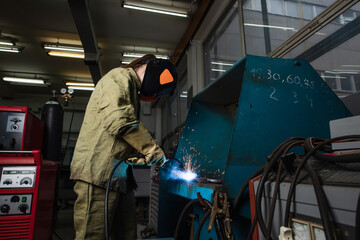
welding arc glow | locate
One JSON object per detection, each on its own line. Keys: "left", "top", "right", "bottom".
{"left": 170, "top": 169, "right": 197, "bottom": 182}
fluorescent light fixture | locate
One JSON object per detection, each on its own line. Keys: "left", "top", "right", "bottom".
{"left": 3, "top": 77, "right": 45, "bottom": 85}
{"left": 68, "top": 86, "right": 94, "bottom": 91}
{"left": 244, "top": 23, "right": 295, "bottom": 31}
{"left": 122, "top": 0, "right": 189, "bottom": 18}
{"left": 325, "top": 70, "right": 358, "bottom": 74}
{"left": 123, "top": 52, "right": 169, "bottom": 59}
{"left": 322, "top": 76, "right": 346, "bottom": 79}
{"left": 0, "top": 46, "right": 22, "bottom": 53}
{"left": 43, "top": 43, "right": 84, "bottom": 53}
{"left": 341, "top": 65, "right": 360, "bottom": 68}
{"left": 66, "top": 82, "right": 94, "bottom": 87}
{"left": 211, "top": 61, "right": 234, "bottom": 66}
{"left": 212, "top": 69, "right": 226, "bottom": 72}
{"left": 47, "top": 51, "right": 84, "bottom": 59}
{"left": 0, "top": 40, "right": 14, "bottom": 46}
{"left": 121, "top": 60, "right": 131, "bottom": 65}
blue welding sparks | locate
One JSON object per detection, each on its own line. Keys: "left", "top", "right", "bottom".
{"left": 170, "top": 169, "right": 197, "bottom": 182}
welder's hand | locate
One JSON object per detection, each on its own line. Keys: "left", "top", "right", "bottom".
{"left": 152, "top": 155, "right": 168, "bottom": 167}
{"left": 126, "top": 157, "right": 146, "bottom": 165}
{"left": 145, "top": 145, "right": 167, "bottom": 166}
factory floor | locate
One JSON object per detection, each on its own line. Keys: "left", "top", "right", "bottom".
{"left": 51, "top": 201, "right": 149, "bottom": 240}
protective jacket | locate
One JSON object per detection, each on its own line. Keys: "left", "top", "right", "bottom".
{"left": 70, "top": 67, "right": 164, "bottom": 191}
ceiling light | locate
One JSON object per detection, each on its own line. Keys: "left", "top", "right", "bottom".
{"left": 244, "top": 23, "right": 296, "bottom": 31}
{"left": 43, "top": 43, "right": 84, "bottom": 52}
{"left": 211, "top": 61, "right": 234, "bottom": 66}
{"left": 47, "top": 51, "right": 84, "bottom": 59}
{"left": 0, "top": 39, "right": 14, "bottom": 46}
{"left": 0, "top": 46, "right": 22, "bottom": 53}
{"left": 341, "top": 65, "right": 360, "bottom": 68}
{"left": 66, "top": 82, "right": 94, "bottom": 87}
{"left": 43, "top": 43, "right": 85, "bottom": 59}
{"left": 68, "top": 86, "right": 94, "bottom": 91}
{"left": 322, "top": 76, "right": 346, "bottom": 79}
{"left": 325, "top": 70, "right": 358, "bottom": 74}
{"left": 122, "top": 0, "right": 189, "bottom": 18}
{"left": 3, "top": 77, "right": 45, "bottom": 85}
{"left": 212, "top": 69, "right": 226, "bottom": 72}
{"left": 123, "top": 52, "right": 169, "bottom": 59}
{"left": 121, "top": 60, "right": 131, "bottom": 65}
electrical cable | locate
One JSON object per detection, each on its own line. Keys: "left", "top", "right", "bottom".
{"left": 304, "top": 163, "right": 336, "bottom": 240}
{"left": 266, "top": 161, "right": 283, "bottom": 240}
{"left": 105, "top": 156, "right": 130, "bottom": 240}
{"left": 255, "top": 138, "right": 304, "bottom": 238}
{"left": 246, "top": 211, "right": 259, "bottom": 240}
{"left": 304, "top": 137, "right": 360, "bottom": 163}
{"left": 174, "top": 199, "right": 201, "bottom": 240}
{"left": 284, "top": 135, "right": 360, "bottom": 229}
{"left": 195, "top": 210, "right": 211, "bottom": 240}
{"left": 232, "top": 166, "right": 264, "bottom": 212}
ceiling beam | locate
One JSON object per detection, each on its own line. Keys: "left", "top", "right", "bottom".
{"left": 170, "top": 0, "right": 214, "bottom": 65}
{"left": 67, "top": 0, "right": 102, "bottom": 85}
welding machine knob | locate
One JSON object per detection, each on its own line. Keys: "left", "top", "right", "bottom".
{"left": 11, "top": 196, "right": 20, "bottom": 203}
{"left": 3, "top": 179, "right": 12, "bottom": 185}
{"left": 18, "top": 204, "right": 29, "bottom": 214}
{"left": 0, "top": 204, "right": 10, "bottom": 213}
{"left": 20, "top": 177, "right": 32, "bottom": 185}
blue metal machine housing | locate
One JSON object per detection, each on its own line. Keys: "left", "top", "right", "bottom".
{"left": 156, "top": 55, "right": 352, "bottom": 239}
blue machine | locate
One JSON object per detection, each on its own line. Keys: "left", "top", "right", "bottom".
{"left": 157, "top": 55, "right": 352, "bottom": 239}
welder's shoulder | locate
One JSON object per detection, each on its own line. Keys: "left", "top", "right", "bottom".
{"left": 104, "top": 67, "right": 132, "bottom": 87}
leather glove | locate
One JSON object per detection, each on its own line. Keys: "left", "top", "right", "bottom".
{"left": 126, "top": 145, "right": 167, "bottom": 166}
{"left": 121, "top": 121, "right": 166, "bottom": 166}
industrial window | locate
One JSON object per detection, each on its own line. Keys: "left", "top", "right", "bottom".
{"left": 284, "top": 2, "right": 360, "bottom": 98}
{"left": 203, "top": 1, "right": 242, "bottom": 87}
{"left": 243, "top": 0, "right": 336, "bottom": 56}
{"left": 178, "top": 74, "right": 189, "bottom": 124}
{"left": 355, "top": 76, "right": 360, "bottom": 91}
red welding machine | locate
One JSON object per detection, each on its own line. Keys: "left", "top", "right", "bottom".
{"left": 0, "top": 106, "right": 44, "bottom": 151}
{"left": 0, "top": 150, "right": 57, "bottom": 239}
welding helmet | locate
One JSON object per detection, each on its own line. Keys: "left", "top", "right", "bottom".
{"left": 140, "top": 59, "right": 178, "bottom": 100}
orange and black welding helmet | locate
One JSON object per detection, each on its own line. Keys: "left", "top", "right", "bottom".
{"left": 140, "top": 59, "right": 178, "bottom": 100}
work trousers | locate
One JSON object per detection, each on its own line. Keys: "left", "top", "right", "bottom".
{"left": 73, "top": 180, "right": 137, "bottom": 240}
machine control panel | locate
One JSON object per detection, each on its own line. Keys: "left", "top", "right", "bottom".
{"left": 0, "top": 166, "right": 36, "bottom": 188}
{"left": 0, "top": 194, "right": 32, "bottom": 215}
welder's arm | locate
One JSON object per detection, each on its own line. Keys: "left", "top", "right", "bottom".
{"left": 99, "top": 76, "right": 139, "bottom": 136}
{"left": 121, "top": 121, "right": 167, "bottom": 166}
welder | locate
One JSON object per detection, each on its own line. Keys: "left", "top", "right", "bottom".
{"left": 70, "top": 54, "right": 178, "bottom": 240}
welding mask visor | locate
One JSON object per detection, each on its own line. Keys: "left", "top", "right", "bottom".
{"left": 140, "top": 59, "right": 178, "bottom": 100}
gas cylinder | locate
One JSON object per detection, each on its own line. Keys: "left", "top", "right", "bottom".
{"left": 41, "top": 91, "right": 64, "bottom": 162}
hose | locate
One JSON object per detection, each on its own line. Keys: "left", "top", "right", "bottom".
{"left": 304, "top": 163, "right": 336, "bottom": 240}
{"left": 232, "top": 166, "right": 264, "bottom": 212}
{"left": 284, "top": 135, "right": 360, "bottom": 229}
{"left": 105, "top": 154, "right": 144, "bottom": 240}
{"left": 266, "top": 161, "right": 283, "bottom": 240}
{"left": 105, "top": 157, "right": 127, "bottom": 240}
{"left": 195, "top": 210, "right": 211, "bottom": 240}
{"left": 174, "top": 199, "right": 201, "bottom": 240}
{"left": 255, "top": 138, "right": 304, "bottom": 238}
{"left": 304, "top": 137, "right": 360, "bottom": 163}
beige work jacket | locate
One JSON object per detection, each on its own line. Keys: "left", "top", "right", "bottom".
{"left": 70, "top": 67, "right": 160, "bottom": 190}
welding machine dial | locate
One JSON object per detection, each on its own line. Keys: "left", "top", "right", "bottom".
{"left": 18, "top": 204, "right": 29, "bottom": 214}
{"left": 0, "top": 194, "right": 32, "bottom": 215}
{"left": 0, "top": 166, "right": 36, "bottom": 188}
{"left": 0, "top": 204, "right": 10, "bottom": 213}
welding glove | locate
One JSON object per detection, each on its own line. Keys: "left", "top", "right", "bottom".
{"left": 121, "top": 121, "right": 167, "bottom": 166}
